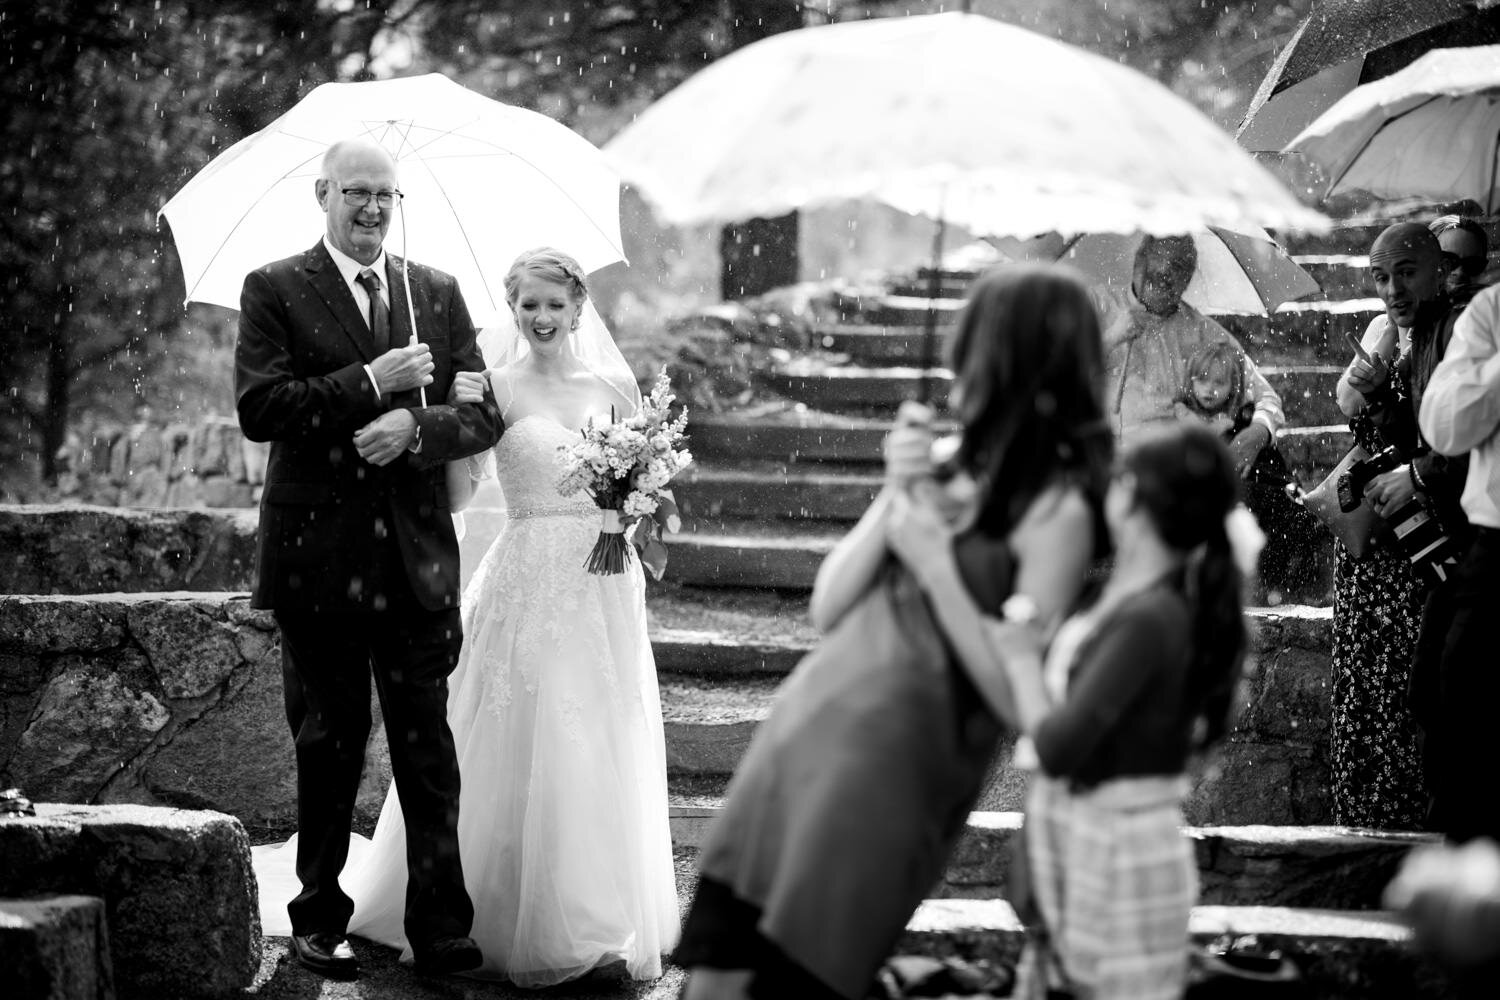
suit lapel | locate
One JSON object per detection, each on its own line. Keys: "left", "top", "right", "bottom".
{"left": 385, "top": 255, "right": 413, "bottom": 350}
{"left": 303, "top": 241, "right": 377, "bottom": 363}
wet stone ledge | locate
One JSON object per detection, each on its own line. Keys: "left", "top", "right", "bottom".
{"left": 1, "top": 592, "right": 1334, "bottom": 832}
{"left": 0, "top": 504, "right": 258, "bottom": 595}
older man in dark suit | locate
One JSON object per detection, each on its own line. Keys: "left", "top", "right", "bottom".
{"left": 235, "top": 137, "right": 502, "bottom": 979}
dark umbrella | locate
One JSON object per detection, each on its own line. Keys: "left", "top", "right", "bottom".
{"left": 1237, "top": 0, "right": 1500, "bottom": 151}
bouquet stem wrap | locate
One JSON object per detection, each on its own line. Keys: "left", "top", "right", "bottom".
{"left": 585, "top": 508, "right": 631, "bottom": 575}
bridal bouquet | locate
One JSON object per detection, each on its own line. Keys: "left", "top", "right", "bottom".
{"left": 557, "top": 369, "right": 692, "bottom": 577}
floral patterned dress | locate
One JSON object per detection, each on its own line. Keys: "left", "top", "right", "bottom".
{"left": 1330, "top": 356, "right": 1428, "bottom": 829}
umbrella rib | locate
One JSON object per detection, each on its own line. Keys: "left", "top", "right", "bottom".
{"left": 1490, "top": 115, "right": 1500, "bottom": 216}
{"left": 1323, "top": 94, "right": 1444, "bottom": 196}
{"left": 180, "top": 147, "right": 327, "bottom": 301}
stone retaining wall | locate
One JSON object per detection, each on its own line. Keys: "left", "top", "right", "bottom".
{"left": 52, "top": 417, "right": 267, "bottom": 509}
{"left": 0, "top": 593, "right": 390, "bottom": 837}
{"left": 0, "top": 593, "right": 1334, "bottom": 830}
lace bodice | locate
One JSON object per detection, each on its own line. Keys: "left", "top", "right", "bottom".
{"left": 494, "top": 415, "right": 597, "bottom": 517}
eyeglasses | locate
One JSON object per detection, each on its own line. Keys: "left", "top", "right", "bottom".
{"left": 340, "top": 188, "right": 404, "bottom": 209}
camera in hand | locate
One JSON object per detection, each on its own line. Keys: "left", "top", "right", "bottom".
{"left": 1337, "top": 445, "right": 1462, "bottom": 585}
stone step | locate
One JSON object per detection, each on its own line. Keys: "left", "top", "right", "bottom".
{"left": 688, "top": 409, "right": 913, "bottom": 464}
{"left": 667, "top": 804, "right": 1435, "bottom": 910}
{"left": 896, "top": 898, "right": 1453, "bottom": 999}
{"left": 1, "top": 591, "right": 1342, "bottom": 828}
{"left": 757, "top": 360, "right": 951, "bottom": 412}
{"left": 0, "top": 894, "right": 114, "bottom": 1000}
{"left": 667, "top": 518, "right": 841, "bottom": 590}
{"left": 1296, "top": 254, "right": 1373, "bottom": 301}
{"left": 656, "top": 603, "right": 1341, "bottom": 827}
{"left": 754, "top": 358, "right": 1343, "bottom": 426}
{"left": 832, "top": 289, "right": 965, "bottom": 328}
{"left": 811, "top": 323, "right": 939, "bottom": 366}
{"left": 0, "top": 803, "right": 259, "bottom": 998}
{"left": 675, "top": 462, "right": 881, "bottom": 522}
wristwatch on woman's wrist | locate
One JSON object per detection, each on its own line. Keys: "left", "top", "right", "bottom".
{"left": 1001, "top": 593, "right": 1040, "bottom": 626}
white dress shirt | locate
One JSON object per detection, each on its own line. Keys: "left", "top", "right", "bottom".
{"left": 1419, "top": 283, "right": 1500, "bottom": 529}
{"left": 323, "top": 237, "right": 389, "bottom": 401}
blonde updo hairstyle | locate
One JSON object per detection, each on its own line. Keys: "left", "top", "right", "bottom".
{"left": 504, "top": 247, "right": 590, "bottom": 311}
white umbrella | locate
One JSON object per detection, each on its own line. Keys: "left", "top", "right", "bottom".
{"left": 988, "top": 226, "right": 1321, "bottom": 316}
{"left": 603, "top": 11, "right": 1328, "bottom": 238}
{"left": 1285, "top": 45, "right": 1500, "bottom": 212}
{"left": 159, "top": 73, "right": 624, "bottom": 328}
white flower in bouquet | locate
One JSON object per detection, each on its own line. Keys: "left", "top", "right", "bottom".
{"left": 556, "top": 367, "right": 692, "bottom": 576}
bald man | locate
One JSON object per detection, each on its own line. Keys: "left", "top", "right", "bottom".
{"left": 236, "top": 137, "right": 501, "bottom": 978}
{"left": 1336, "top": 222, "right": 1470, "bottom": 832}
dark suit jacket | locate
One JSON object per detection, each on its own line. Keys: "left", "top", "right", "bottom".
{"left": 235, "top": 240, "right": 503, "bottom": 612}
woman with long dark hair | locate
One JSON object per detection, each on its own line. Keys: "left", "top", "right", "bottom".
{"left": 957, "top": 421, "right": 1255, "bottom": 999}
{"left": 674, "top": 263, "right": 1113, "bottom": 1000}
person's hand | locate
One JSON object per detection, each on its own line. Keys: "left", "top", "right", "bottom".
{"left": 1384, "top": 839, "right": 1500, "bottom": 969}
{"left": 1346, "top": 350, "right": 1390, "bottom": 395}
{"left": 1363, "top": 466, "right": 1417, "bottom": 517}
{"left": 1227, "top": 423, "right": 1271, "bottom": 479}
{"left": 370, "top": 343, "right": 434, "bottom": 394}
{"left": 448, "top": 369, "right": 488, "bottom": 406}
{"left": 353, "top": 409, "right": 418, "bottom": 466}
{"left": 884, "top": 400, "right": 935, "bottom": 490}
{"left": 885, "top": 487, "right": 953, "bottom": 590}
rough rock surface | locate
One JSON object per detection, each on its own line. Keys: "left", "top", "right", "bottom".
{"left": 0, "top": 804, "right": 259, "bottom": 999}
{"left": 0, "top": 505, "right": 257, "bottom": 595}
{"left": 0, "top": 894, "right": 115, "bottom": 1000}
{"left": 0, "top": 594, "right": 391, "bottom": 837}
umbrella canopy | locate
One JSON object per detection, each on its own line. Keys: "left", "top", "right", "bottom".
{"left": 159, "top": 74, "right": 624, "bottom": 327}
{"left": 1286, "top": 45, "right": 1500, "bottom": 213}
{"left": 602, "top": 12, "right": 1327, "bottom": 238}
{"left": 1237, "top": 0, "right": 1500, "bottom": 151}
{"left": 989, "top": 226, "right": 1321, "bottom": 317}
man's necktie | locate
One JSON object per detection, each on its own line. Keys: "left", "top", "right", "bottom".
{"left": 355, "top": 268, "right": 391, "bottom": 355}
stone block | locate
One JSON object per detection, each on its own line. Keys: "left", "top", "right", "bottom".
{"left": 0, "top": 506, "right": 257, "bottom": 595}
{"left": 0, "top": 804, "right": 259, "bottom": 999}
{"left": 0, "top": 894, "right": 115, "bottom": 1000}
{"left": 6, "top": 659, "right": 169, "bottom": 803}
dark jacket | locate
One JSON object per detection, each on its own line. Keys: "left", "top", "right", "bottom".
{"left": 234, "top": 240, "right": 503, "bottom": 612}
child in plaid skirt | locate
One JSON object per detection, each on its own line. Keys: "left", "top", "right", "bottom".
{"left": 1002, "top": 422, "right": 1258, "bottom": 999}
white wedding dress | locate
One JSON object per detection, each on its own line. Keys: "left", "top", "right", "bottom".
{"left": 254, "top": 413, "right": 679, "bottom": 986}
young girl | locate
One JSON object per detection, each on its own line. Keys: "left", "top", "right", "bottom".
{"left": 1179, "top": 341, "right": 1320, "bottom": 601}
{"left": 1176, "top": 340, "right": 1246, "bottom": 435}
{"left": 979, "top": 421, "right": 1258, "bottom": 999}
{"left": 674, "top": 264, "right": 1113, "bottom": 1000}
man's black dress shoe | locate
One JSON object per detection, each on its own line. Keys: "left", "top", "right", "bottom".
{"left": 413, "top": 935, "right": 482, "bottom": 975}
{"left": 291, "top": 932, "right": 359, "bottom": 979}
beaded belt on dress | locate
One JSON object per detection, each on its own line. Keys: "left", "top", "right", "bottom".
{"left": 506, "top": 505, "right": 592, "bottom": 519}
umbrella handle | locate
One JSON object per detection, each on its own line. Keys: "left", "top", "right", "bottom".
{"left": 395, "top": 205, "right": 428, "bottom": 409}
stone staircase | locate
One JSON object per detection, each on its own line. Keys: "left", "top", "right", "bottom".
{"left": 1, "top": 221, "right": 1482, "bottom": 995}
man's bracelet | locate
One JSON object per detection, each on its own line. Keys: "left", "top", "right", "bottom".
{"left": 1409, "top": 463, "right": 1426, "bottom": 493}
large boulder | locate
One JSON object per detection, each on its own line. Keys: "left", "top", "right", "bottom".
{"left": 0, "top": 804, "right": 259, "bottom": 999}
{"left": 0, "top": 594, "right": 390, "bottom": 837}
{"left": 0, "top": 894, "right": 115, "bottom": 1000}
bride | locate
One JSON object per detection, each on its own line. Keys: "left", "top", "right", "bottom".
{"left": 254, "top": 247, "right": 679, "bottom": 985}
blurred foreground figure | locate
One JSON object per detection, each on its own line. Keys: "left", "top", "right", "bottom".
{"left": 675, "top": 264, "right": 1113, "bottom": 1000}
{"left": 1385, "top": 838, "right": 1500, "bottom": 997}
{"left": 1419, "top": 282, "right": 1500, "bottom": 843}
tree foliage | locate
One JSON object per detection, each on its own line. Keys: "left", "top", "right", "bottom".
{"left": 1, "top": 0, "right": 1313, "bottom": 495}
